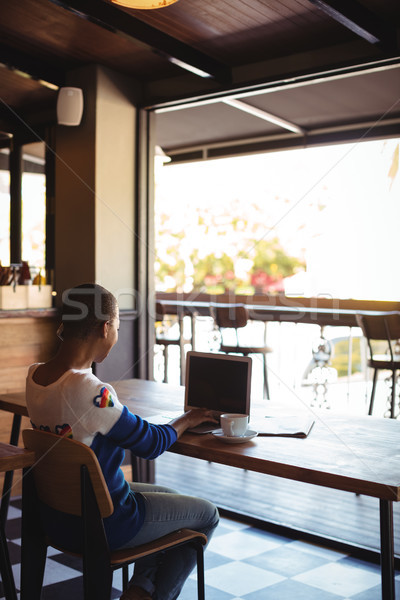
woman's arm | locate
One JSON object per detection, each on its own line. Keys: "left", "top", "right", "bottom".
{"left": 168, "top": 408, "right": 218, "bottom": 438}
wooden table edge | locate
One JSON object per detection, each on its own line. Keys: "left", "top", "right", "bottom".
{"left": 171, "top": 437, "right": 400, "bottom": 502}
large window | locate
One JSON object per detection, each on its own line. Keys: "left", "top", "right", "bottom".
{"left": 21, "top": 166, "right": 46, "bottom": 270}
{"left": 0, "top": 155, "right": 10, "bottom": 266}
{"left": 0, "top": 143, "right": 46, "bottom": 276}
{"left": 155, "top": 137, "right": 400, "bottom": 301}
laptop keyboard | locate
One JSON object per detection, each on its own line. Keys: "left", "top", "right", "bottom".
{"left": 188, "top": 421, "right": 221, "bottom": 434}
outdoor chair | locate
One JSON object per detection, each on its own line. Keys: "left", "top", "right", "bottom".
{"left": 215, "top": 304, "right": 272, "bottom": 399}
{"left": 21, "top": 429, "right": 207, "bottom": 600}
{"left": 356, "top": 312, "right": 400, "bottom": 418}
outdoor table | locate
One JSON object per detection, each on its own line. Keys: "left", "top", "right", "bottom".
{"left": 155, "top": 297, "right": 399, "bottom": 327}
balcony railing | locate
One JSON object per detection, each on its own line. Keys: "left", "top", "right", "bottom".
{"left": 154, "top": 292, "right": 400, "bottom": 419}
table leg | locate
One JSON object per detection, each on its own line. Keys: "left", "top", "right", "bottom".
{"left": 0, "top": 415, "right": 22, "bottom": 524}
{"left": 380, "top": 499, "right": 395, "bottom": 599}
{"left": 179, "top": 314, "right": 185, "bottom": 386}
{"left": 130, "top": 454, "right": 155, "bottom": 484}
{"left": 191, "top": 313, "right": 196, "bottom": 351}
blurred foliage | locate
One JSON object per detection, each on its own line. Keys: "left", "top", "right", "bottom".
{"left": 155, "top": 232, "right": 304, "bottom": 294}
{"left": 330, "top": 338, "right": 362, "bottom": 377}
{"left": 191, "top": 250, "right": 237, "bottom": 293}
{"left": 251, "top": 239, "right": 303, "bottom": 277}
{"left": 250, "top": 238, "right": 304, "bottom": 293}
{"left": 388, "top": 143, "right": 399, "bottom": 189}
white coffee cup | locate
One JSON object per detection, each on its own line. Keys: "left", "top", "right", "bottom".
{"left": 220, "top": 413, "right": 249, "bottom": 437}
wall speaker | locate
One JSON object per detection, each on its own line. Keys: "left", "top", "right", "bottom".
{"left": 57, "top": 87, "right": 84, "bottom": 126}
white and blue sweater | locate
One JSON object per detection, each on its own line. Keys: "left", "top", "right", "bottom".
{"left": 25, "top": 364, "right": 177, "bottom": 550}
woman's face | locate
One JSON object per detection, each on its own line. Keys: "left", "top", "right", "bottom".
{"left": 107, "top": 311, "right": 120, "bottom": 349}
{"left": 95, "top": 306, "right": 120, "bottom": 362}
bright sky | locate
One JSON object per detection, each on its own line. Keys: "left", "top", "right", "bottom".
{"left": 0, "top": 171, "right": 46, "bottom": 268}
{"left": 155, "top": 137, "right": 400, "bottom": 300}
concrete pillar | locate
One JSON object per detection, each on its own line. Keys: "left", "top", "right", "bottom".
{"left": 54, "top": 65, "right": 139, "bottom": 310}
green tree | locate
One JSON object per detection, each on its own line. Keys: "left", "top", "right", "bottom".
{"left": 249, "top": 238, "right": 304, "bottom": 293}
{"left": 191, "top": 250, "right": 238, "bottom": 293}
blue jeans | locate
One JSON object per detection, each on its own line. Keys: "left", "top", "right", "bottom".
{"left": 117, "top": 482, "right": 219, "bottom": 600}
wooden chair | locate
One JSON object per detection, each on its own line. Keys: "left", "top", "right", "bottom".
{"left": 21, "top": 429, "right": 207, "bottom": 600}
{"left": 356, "top": 312, "right": 400, "bottom": 418}
{"left": 215, "top": 305, "right": 272, "bottom": 399}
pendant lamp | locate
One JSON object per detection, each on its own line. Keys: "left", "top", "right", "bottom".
{"left": 111, "top": 0, "right": 179, "bottom": 8}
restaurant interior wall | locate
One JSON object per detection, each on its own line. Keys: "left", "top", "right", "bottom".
{"left": 53, "top": 65, "right": 143, "bottom": 381}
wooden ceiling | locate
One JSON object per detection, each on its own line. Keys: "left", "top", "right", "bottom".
{"left": 0, "top": 0, "right": 399, "bottom": 154}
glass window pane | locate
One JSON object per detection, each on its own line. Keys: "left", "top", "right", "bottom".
{"left": 0, "top": 152, "right": 10, "bottom": 266}
{"left": 154, "top": 137, "right": 400, "bottom": 301}
{"left": 21, "top": 143, "right": 46, "bottom": 273}
{"left": 21, "top": 172, "right": 46, "bottom": 269}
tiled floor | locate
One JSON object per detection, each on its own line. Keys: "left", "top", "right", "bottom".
{"left": 2, "top": 497, "right": 399, "bottom": 600}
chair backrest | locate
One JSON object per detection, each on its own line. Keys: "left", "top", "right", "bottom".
{"left": 22, "top": 429, "right": 113, "bottom": 518}
{"left": 155, "top": 301, "right": 165, "bottom": 322}
{"left": 356, "top": 313, "right": 400, "bottom": 341}
{"left": 356, "top": 312, "right": 400, "bottom": 361}
{"left": 215, "top": 305, "right": 249, "bottom": 329}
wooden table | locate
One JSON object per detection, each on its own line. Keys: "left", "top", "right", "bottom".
{"left": 0, "top": 443, "right": 35, "bottom": 600}
{"left": 115, "top": 379, "right": 400, "bottom": 600}
{"left": 2, "top": 380, "right": 400, "bottom": 599}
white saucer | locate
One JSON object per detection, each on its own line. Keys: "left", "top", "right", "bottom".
{"left": 212, "top": 429, "right": 258, "bottom": 444}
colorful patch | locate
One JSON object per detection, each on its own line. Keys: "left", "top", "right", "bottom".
{"left": 93, "top": 386, "right": 114, "bottom": 408}
{"left": 55, "top": 424, "right": 73, "bottom": 438}
{"left": 31, "top": 421, "right": 51, "bottom": 432}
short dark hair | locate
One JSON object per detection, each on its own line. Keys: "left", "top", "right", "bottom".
{"left": 61, "top": 283, "right": 117, "bottom": 340}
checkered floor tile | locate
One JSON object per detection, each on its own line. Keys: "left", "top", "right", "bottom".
{"left": 2, "top": 498, "right": 398, "bottom": 599}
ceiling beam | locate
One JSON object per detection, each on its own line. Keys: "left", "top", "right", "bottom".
{"left": 222, "top": 99, "right": 305, "bottom": 135}
{"left": 166, "top": 120, "right": 400, "bottom": 164}
{"left": 151, "top": 56, "right": 400, "bottom": 114}
{"left": 48, "top": 0, "right": 232, "bottom": 83}
{"left": 0, "top": 43, "right": 64, "bottom": 89}
{"left": 308, "top": 0, "right": 398, "bottom": 51}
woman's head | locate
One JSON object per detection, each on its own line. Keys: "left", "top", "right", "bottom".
{"left": 60, "top": 283, "right": 118, "bottom": 341}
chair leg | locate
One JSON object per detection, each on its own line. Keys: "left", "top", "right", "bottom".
{"left": 0, "top": 414, "right": 22, "bottom": 525}
{"left": 390, "top": 369, "right": 396, "bottom": 419}
{"left": 20, "top": 468, "right": 47, "bottom": 600}
{"left": 369, "top": 368, "right": 378, "bottom": 415}
{"left": 81, "top": 467, "right": 113, "bottom": 600}
{"left": 195, "top": 541, "right": 205, "bottom": 600}
{"left": 0, "top": 518, "right": 17, "bottom": 600}
{"left": 263, "top": 354, "right": 270, "bottom": 400}
{"left": 122, "top": 564, "right": 129, "bottom": 592}
{"left": 164, "top": 346, "right": 169, "bottom": 383}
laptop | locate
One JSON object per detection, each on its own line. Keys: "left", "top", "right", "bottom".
{"left": 184, "top": 351, "right": 252, "bottom": 433}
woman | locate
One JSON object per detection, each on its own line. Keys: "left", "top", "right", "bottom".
{"left": 26, "top": 283, "right": 219, "bottom": 600}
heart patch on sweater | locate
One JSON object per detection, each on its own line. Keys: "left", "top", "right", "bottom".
{"left": 93, "top": 386, "right": 114, "bottom": 408}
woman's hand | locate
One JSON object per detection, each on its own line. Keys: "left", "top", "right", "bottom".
{"left": 169, "top": 408, "right": 219, "bottom": 438}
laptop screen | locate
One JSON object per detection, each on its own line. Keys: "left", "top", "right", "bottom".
{"left": 184, "top": 351, "right": 252, "bottom": 415}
